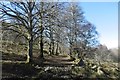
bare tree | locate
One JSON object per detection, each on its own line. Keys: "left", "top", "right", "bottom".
{"left": 0, "top": 1, "right": 39, "bottom": 63}
{"left": 40, "top": 2, "right": 65, "bottom": 56}
{"left": 62, "top": 3, "right": 84, "bottom": 58}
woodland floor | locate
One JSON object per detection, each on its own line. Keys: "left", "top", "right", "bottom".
{"left": 1, "top": 51, "right": 120, "bottom": 80}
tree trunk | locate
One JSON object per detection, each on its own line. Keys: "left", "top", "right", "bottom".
{"left": 51, "top": 40, "right": 54, "bottom": 55}
{"left": 69, "top": 44, "right": 72, "bottom": 58}
{"left": 26, "top": 37, "right": 33, "bottom": 63}
{"left": 56, "top": 42, "right": 59, "bottom": 55}
{"left": 38, "top": 2, "right": 44, "bottom": 59}
{"left": 49, "top": 43, "right": 52, "bottom": 55}
{"left": 59, "top": 47, "right": 62, "bottom": 54}
{"left": 39, "top": 35, "right": 44, "bottom": 59}
{"left": 70, "top": 49, "right": 72, "bottom": 56}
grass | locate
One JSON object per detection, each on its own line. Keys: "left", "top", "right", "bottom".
{"left": 2, "top": 52, "right": 119, "bottom": 79}
{"left": 1, "top": 51, "right": 27, "bottom": 61}
{"left": 1, "top": 41, "right": 120, "bottom": 79}
{"left": 2, "top": 62, "right": 40, "bottom": 79}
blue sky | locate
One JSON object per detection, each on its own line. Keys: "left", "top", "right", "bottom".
{"left": 80, "top": 2, "right": 118, "bottom": 49}
{"left": 0, "top": 1, "right": 118, "bottom": 49}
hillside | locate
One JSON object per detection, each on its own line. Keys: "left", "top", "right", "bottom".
{"left": 1, "top": 44, "right": 120, "bottom": 79}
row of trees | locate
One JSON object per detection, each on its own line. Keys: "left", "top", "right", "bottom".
{"left": 0, "top": 1, "right": 99, "bottom": 63}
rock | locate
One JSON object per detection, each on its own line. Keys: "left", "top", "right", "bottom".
{"left": 97, "top": 67, "right": 104, "bottom": 75}
{"left": 78, "top": 59, "right": 85, "bottom": 66}
{"left": 44, "top": 67, "right": 53, "bottom": 71}
{"left": 70, "top": 57, "right": 76, "bottom": 61}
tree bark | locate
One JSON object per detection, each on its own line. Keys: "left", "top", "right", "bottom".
{"left": 56, "top": 42, "right": 59, "bottom": 55}
{"left": 39, "top": 27, "right": 44, "bottom": 59}
{"left": 26, "top": 37, "right": 33, "bottom": 63}
{"left": 52, "top": 40, "right": 54, "bottom": 55}
{"left": 39, "top": 36, "right": 44, "bottom": 59}
{"left": 59, "top": 47, "right": 62, "bottom": 54}
{"left": 69, "top": 43, "right": 72, "bottom": 58}
{"left": 39, "top": 2, "right": 44, "bottom": 59}
{"left": 49, "top": 43, "right": 52, "bottom": 55}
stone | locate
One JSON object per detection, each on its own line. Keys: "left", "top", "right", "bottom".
{"left": 78, "top": 59, "right": 85, "bottom": 66}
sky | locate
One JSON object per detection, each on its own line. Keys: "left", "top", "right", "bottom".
{"left": 80, "top": 2, "right": 118, "bottom": 49}
{"left": 0, "top": 1, "right": 118, "bottom": 49}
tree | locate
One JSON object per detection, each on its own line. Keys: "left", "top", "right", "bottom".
{"left": 61, "top": 3, "right": 99, "bottom": 62}
{"left": 95, "top": 44, "right": 111, "bottom": 63}
{"left": 62, "top": 3, "right": 85, "bottom": 58}
{"left": 0, "top": 1, "right": 39, "bottom": 63}
{"left": 40, "top": 2, "right": 65, "bottom": 56}
{"left": 78, "top": 22, "right": 99, "bottom": 59}
{"left": 0, "top": 1, "right": 99, "bottom": 65}
{"left": 0, "top": 1, "right": 66, "bottom": 61}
